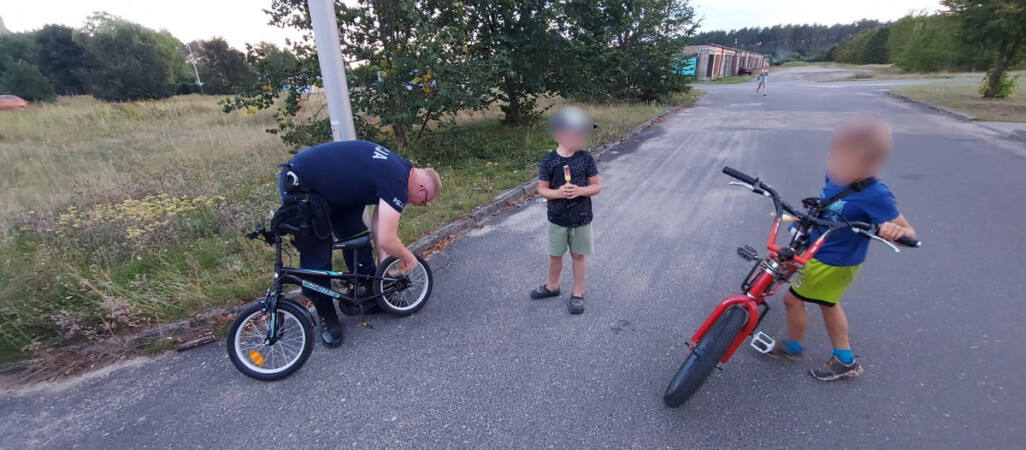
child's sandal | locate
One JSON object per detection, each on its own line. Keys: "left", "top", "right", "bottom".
{"left": 529, "top": 285, "right": 560, "bottom": 300}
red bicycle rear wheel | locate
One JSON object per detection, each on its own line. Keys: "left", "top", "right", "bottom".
{"left": 663, "top": 305, "right": 749, "bottom": 408}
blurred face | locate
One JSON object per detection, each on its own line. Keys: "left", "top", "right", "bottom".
{"left": 826, "top": 120, "right": 893, "bottom": 183}
{"left": 828, "top": 144, "right": 890, "bottom": 182}
{"left": 553, "top": 128, "right": 591, "bottom": 151}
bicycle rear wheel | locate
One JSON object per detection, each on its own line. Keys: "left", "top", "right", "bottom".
{"left": 374, "top": 255, "right": 433, "bottom": 316}
{"left": 664, "top": 305, "right": 749, "bottom": 408}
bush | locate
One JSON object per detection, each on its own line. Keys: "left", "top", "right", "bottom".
{"left": 834, "top": 28, "right": 876, "bottom": 64}
{"left": 860, "top": 27, "right": 890, "bottom": 64}
{"left": 887, "top": 14, "right": 962, "bottom": 72}
{"left": 0, "top": 59, "right": 56, "bottom": 101}
{"left": 79, "top": 15, "right": 185, "bottom": 101}
{"left": 980, "top": 70, "right": 1018, "bottom": 98}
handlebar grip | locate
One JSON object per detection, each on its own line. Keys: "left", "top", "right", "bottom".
{"left": 722, "top": 166, "right": 758, "bottom": 185}
{"left": 896, "top": 236, "right": 921, "bottom": 248}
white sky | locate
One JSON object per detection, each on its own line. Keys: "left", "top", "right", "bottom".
{"left": 693, "top": 0, "right": 944, "bottom": 31}
{"left": 2, "top": 0, "right": 946, "bottom": 49}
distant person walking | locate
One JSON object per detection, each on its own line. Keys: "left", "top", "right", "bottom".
{"left": 755, "top": 63, "right": 769, "bottom": 96}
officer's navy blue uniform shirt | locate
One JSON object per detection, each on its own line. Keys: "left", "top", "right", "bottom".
{"left": 289, "top": 140, "right": 413, "bottom": 213}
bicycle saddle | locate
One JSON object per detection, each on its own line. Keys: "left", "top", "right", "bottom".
{"left": 332, "top": 234, "right": 371, "bottom": 250}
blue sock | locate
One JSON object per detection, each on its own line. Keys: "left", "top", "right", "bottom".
{"left": 782, "top": 339, "right": 804, "bottom": 355}
{"left": 833, "top": 348, "right": 854, "bottom": 365}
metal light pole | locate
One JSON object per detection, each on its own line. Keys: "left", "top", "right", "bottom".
{"left": 308, "top": 0, "right": 357, "bottom": 141}
{"left": 185, "top": 43, "right": 204, "bottom": 93}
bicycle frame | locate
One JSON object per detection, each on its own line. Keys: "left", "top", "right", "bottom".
{"left": 259, "top": 231, "right": 407, "bottom": 341}
{"left": 267, "top": 236, "right": 407, "bottom": 303}
{"left": 688, "top": 192, "right": 842, "bottom": 364}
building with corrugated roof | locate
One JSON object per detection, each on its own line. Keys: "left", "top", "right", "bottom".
{"left": 683, "top": 44, "right": 767, "bottom": 80}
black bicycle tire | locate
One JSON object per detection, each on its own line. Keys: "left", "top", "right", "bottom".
{"left": 373, "top": 255, "right": 433, "bottom": 316}
{"left": 663, "top": 305, "right": 749, "bottom": 408}
{"left": 227, "top": 300, "right": 315, "bottom": 381}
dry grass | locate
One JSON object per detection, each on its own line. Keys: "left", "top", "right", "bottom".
{"left": 893, "top": 71, "right": 1026, "bottom": 122}
{"left": 0, "top": 90, "right": 704, "bottom": 362}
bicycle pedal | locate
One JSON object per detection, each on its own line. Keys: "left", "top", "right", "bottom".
{"left": 737, "top": 244, "right": 758, "bottom": 261}
{"left": 750, "top": 331, "right": 775, "bottom": 354}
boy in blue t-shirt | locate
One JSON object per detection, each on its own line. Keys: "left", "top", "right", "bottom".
{"left": 766, "top": 118, "right": 917, "bottom": 381}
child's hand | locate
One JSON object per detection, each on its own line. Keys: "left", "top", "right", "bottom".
{"left": 561, "top": 184, "right": 577, "bottom": 198}
{"left": 878, "top": 222, "right": 906, "bottom": 241}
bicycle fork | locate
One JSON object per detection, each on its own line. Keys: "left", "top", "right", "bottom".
{"left": 689, "top": 295, "right": 763, "bottom": 364}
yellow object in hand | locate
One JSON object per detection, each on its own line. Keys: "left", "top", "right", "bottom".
{"left": 563, "top": 165, "right": 571, "bottom": 182}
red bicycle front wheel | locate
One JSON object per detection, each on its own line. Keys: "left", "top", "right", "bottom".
{"left": 664, "top": 305, "right": 749, "bottom": 408}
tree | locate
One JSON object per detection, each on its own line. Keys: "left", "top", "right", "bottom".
{"left": 860, "top": 26, "right": 890, "bottom": 64}
{"left": 32, "top": 25, "right": 90, "bottom": 95}
{"left": 943, "top": 0, "right": 1026, "bottom": 98}
{"left": 0, "top": 58, "right": 56, "bottom": 101}
{"left": 247, "top": 42, "right": 299, "bottom": 86}
{"left": 833, "top": 27, "right": 876, "bottom": 64}
{"left": 188, "top": 37, "right": 255, "bottom": 95}
{"left": 559, "top": 0, "right": 698, "bottom": 101}
{"left": 463, "top": 0, "right": 558, "bottom": 125}
{"left": 693, "top": 20, "right": 882, "bottom": 58}
{"left": 78, "top": 14, "right": 185, "bottom": 101}
{"left": 0, "top": 32, "right": 40, "bottom": 72}
{"left": 887, "top": 13, "right": 969, "bottom": 73}
{"left": 229, "top": 0, "right": 490, "bottom": 150}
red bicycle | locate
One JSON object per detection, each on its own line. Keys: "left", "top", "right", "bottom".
{"left": 663, "top": 167, "right": 920, "bottom": 408}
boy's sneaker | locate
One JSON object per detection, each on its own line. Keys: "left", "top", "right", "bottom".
{"left": 763, "top": 341, "right": 802, "bottom": 361}
{"left": 810, "top": 356, "right": 863, "bottom": 381}
{"left": 568, "top": 295, "right": 585, "bottom": 314}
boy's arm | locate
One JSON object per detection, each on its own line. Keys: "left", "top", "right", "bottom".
{"left": 538, "top": 180, "right": 565, "bottom": 200}
{"left": 878, "top": 214, "right": 916, "bottom": 241}
{"left": 570, "top": 175, "right": 601, "bottom": 198}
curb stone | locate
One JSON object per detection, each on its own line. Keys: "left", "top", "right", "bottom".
{"left": 884, "top": 90, "right": 976, "bottom": 122}
{"left": 0, "top": 305, "right": 250, "bottom": 378}
{"left": 122, "top": 305, "right": 247, "bottom": 346}
{"left": 0, "top": 100, "right": 695, "bottom": 378}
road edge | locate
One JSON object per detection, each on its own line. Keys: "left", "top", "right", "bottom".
{"left": 0, "top": 97, "right": 699, "bottom": 382}
{"left": 884, "top": 90, "right": 976, "bottom": 122}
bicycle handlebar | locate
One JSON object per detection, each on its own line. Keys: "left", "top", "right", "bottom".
{"left": 722, "top": 166, "right": 758, "bottom": 185}
{"left": 722, "top": 166, "right": 921, "bottom": 249}
{"left": 896, "top": 236, "right": 921, "bottom": 248}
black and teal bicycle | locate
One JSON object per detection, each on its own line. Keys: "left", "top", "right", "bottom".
{"left": 226, "top": 224, "right": 433, "bottom": 381}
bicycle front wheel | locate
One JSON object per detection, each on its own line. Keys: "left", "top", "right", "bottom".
{"left": 227, "top": 300, "right": 314, "bottom": 381}
{"left": 664, "top": 305, "right": 749, "bottom": 408}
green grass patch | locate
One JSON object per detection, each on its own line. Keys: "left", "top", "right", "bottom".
{"left": 0, "top": 90, "right": 704, "bottom": 362}
{"left": 695, "top": 75, "right": 754, "bottom": 85}
{"left": 893, "top": 71, "right": 1026, "bottom": 122}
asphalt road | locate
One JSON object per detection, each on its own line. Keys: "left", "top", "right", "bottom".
{"left": 2, "top": 68, "right": 1024, "bottom": 449}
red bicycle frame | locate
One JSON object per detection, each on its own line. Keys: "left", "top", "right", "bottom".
{"left": 688, "top": 213, "right": 836, "bottom": 363}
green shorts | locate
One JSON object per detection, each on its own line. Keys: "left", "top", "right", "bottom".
{"left": 789, "top": 258, "right": 861, "bottom": 306}
{"left": 548, "top": 222, "right": 594, "bottom": 256}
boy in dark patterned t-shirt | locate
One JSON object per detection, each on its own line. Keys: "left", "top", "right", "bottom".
{"left": 528, "top": 107, "right": 601, "bottom": 314}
